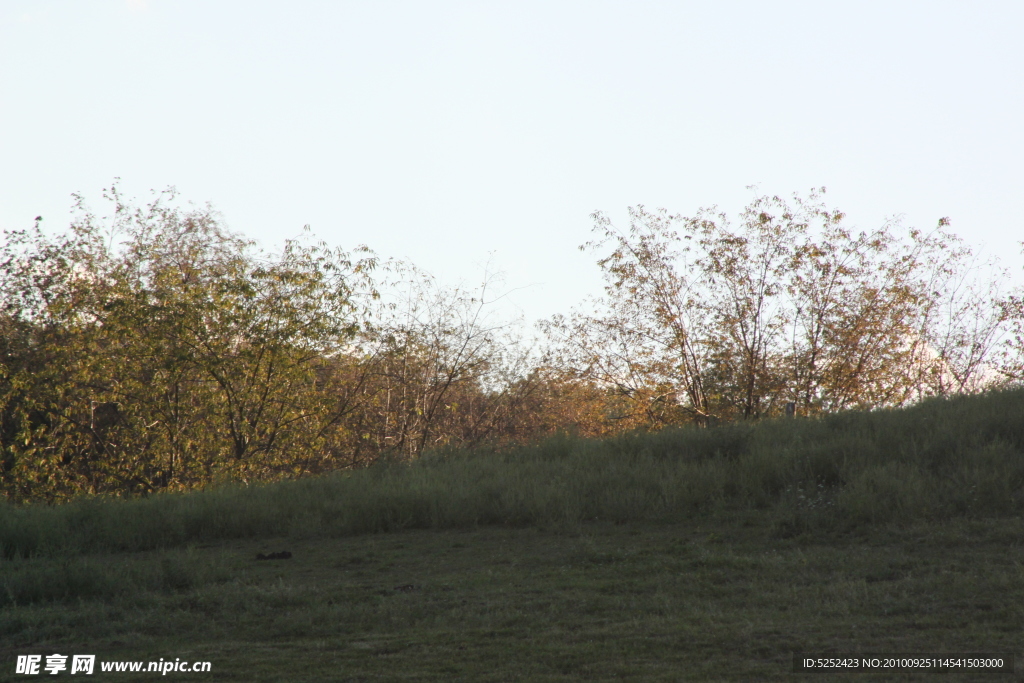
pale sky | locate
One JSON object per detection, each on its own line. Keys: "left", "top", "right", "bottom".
{"left": 2, "top": 1, "right": 1022, "bottom": 326}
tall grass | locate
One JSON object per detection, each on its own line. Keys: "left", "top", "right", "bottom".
{"left": 2, "top": 387, "right": 1023, "bottom": 559}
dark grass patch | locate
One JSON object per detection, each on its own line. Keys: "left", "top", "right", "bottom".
{"left": 1, "top": 517, "right": 1021, "bottom": 681}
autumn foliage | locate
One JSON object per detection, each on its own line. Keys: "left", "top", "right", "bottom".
{"left": 1, "top": 186, "right": 1020, "bottom": 501}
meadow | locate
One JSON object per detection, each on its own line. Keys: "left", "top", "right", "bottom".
{"left": 1, "top": 388, "right": 1023, "bottom": 681}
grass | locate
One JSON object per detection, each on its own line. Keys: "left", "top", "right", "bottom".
{"left": 1, "top": 517, "right": 1020, "bottom": 681}
{"left": 1, "top": 388, "right": 1024, "bottom": 680}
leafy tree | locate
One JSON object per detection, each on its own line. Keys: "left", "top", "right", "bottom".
{"left": 543, "top": 206, "right": 712, "bottom": 426}
{"left": 548, "top": 189, "right": 1006, "bottom": 427}
{"left": 685, "top": 194, "right": 806, "bottom": 419}
{"left": 0, "top": 185, "right": 378, "bottom": 500}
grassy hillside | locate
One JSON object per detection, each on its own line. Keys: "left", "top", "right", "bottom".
{"left": 1, "top": 388, "right": 1023, "bottom": 680}
{"left": 4, "top": 386, "right": 1024, "bottom": 559}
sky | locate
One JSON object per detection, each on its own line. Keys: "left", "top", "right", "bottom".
{"left": 2, "top": 0, "right": 1023, "bottom": 327}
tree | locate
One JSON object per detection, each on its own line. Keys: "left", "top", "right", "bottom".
{"left": 994, "top": 243, "right": 1024, "bottom": 386}
{"left": 359, "top": 264, "right": 533, "bottom": 457}
{"left": 543, "top": 205, "right": 712, "bottom": 426}
{"left": 906, "top": 225, "right": 1008, "bottom": 397}
{"left": 685, "top": 194, "right": 808, "bottom": 419}
{"left": 0, "top": 185, "right": 379, "bottom": 499}
{"left": 547, "top": 189, "right": 1001, "bottom": 428}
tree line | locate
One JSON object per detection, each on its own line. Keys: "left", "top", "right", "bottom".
{"left": 2, "top": 186, "right": 1022, "bottom": 501}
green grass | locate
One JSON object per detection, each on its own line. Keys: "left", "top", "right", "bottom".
{"left": 1, "top": 388, "right": 1024, "bottom": 680}
{"left": 1, "top": 517, "right": 1020, "bottom": 681}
